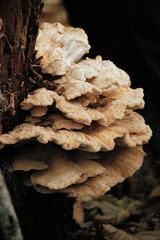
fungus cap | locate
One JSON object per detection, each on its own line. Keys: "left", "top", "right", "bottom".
{"left": 0, "top": 111, "right": 152, "bottom": 152}
{"left": 35, "top": 22, "right": 91, "bottom": 75}
{"left": 60, "top": 146, "right": 145, "bottom": 198}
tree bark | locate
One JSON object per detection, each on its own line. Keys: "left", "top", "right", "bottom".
{"left": 0, "top": 0, "right": 43, "bottom": 132}
{"left": 0, "top": 1, "right": 76, "bottom": 239}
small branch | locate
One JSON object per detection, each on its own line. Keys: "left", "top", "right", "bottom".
{"left": 29, "top": 64, "right": 43, "bottom": 81}
{"left": 0, "top": 169, "right": 23, "bottom": 240}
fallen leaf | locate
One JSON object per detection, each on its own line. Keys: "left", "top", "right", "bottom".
{"left": 102, "top": 224, "right": 138, "bottom": 240}
{"left": 73, "top": 201, "right": 84, "bottom": 224}
{"left": 135, "top": 231, "right": 160, "bottom": 240}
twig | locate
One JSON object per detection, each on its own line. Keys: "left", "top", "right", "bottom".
{"left": 29, "top": 64, "right": 43, "bottom": 81}
{"left": 0, "top": 169, "right": 23, "bottom": 240}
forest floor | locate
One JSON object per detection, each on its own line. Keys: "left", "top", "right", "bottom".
{"left": 71, "top": 191, "right": 160, "bottom": 240}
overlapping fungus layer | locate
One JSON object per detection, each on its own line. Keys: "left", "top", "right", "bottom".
{"left": 0, "top": 22, "right": 152, "bottom": 198}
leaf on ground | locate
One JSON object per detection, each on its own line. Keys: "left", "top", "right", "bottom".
{"left": 135, "top": 231, "right": 160, "bottom": 240}
{"left": 83, "top": 199, "right": 130, "bottom": 225}
{"left": 73, "top": 201, "right": 84, "bottom": 224}
{"left": 102, "top": 224, "right": 138, "bottom": 240}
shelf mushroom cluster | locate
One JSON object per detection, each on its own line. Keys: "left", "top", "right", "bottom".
{"left": 0, "top": 22, "right": 152, "bottom": 198}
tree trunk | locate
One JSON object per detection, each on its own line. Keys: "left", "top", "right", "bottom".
{"left": 0, "top": 0, "right": 43, "bottom": 132}
{"left": 0, "top": 1, "right": 76, "bottom": 239}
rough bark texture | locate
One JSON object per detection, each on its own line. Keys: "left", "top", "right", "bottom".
{"left": 0, "top": 0, "right": 43, "bottom": 132}
{"left": 0, "top": 1, "right": 76, "bottom": 239}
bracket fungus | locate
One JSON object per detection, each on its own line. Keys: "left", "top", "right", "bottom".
{"left": 0, "top": 22, "right": 152, "bottom": 198}
{"left": 35, "top": 22, "right": 91, "bottom": 75}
